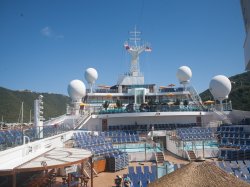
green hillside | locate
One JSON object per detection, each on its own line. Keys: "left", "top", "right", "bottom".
{"left": 200, "top": 71, "right": 250, "bottom": 111}
{"left": 0, "top": 87, "right": 71, "bottom": 123}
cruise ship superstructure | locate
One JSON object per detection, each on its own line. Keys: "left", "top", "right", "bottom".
{"left": 1, "top": 28, "right": 249, "bottom": 187}
{"left": 68, "top": 28, "right": 232, "bottom": 131}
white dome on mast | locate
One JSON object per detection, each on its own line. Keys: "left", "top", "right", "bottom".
{"left": 209, "top": 75, "right": 231, "bottom": 100}
{"left": 176, "top": 66, "right": 192, "bottom": 84}
{"left": 85, "top": 68, "right": 98, "bottom": 93}
{"left": 85, "top": 68, "right": 98, "bottom": 84}
{"left": 209, "top": 75, "right": 231, "bottom": 111}
{"left": 67, "top": 80, "right": 86, "bottom": 102}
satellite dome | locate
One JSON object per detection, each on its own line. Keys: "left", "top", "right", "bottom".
{"left": 85, "top": 68, "right": 98, "bottom": 84}
{"left": 67, "top": 80, "right": 86, "bottom": 101}
{"left": 176, "top": 66, "right": 192, "bottom": 84}
{"left": 209, "top": 75, "right": 231, "bottom": 100}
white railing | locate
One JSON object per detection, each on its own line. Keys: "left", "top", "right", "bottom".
{"left": 213, "top": 110, "right": 232, "bottom": 124}
{"left": 185, "top": 150, "right": 191, "bottom": 161}
{"left": 186, "top": 86, "right": 203, "bottom": 109}
{"left": 75, "top": 114, "right": 91, "bottom": 129}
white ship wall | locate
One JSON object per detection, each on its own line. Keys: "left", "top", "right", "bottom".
{"left": 106, "top": 115, "right": 196, "bottom": 126}
{"left": 90, "top": 112, "right": 213, "bottom": 129}
{"left": 82, "top": 118, "right": 102, "bottom": 131}
{"left": 166, "top": 136, "right": 186, "bottom": 158}
{"left": 0, "top": 131, "right": 73, "bottom": 170}
{"left": 229, "top": 110, "right": 250, "bottom": 123}
{"left": 128, "top": 152, "right": 155, "bottom": 162}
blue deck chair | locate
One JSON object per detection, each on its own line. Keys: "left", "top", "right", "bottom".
{"left": 128, "top": 166, "right": 135, "bottom": 174}
{"left": 136, "top": 166, "right": 143, "bottom": 174}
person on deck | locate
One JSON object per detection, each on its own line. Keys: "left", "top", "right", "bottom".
{"left": 114, "top": 175, "right": 122, "bottom": 187}
{"left": 123, "top": 175, "right": 131, "bottom": 187}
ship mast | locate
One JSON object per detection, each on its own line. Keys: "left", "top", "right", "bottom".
{"left": 124, "top": 26, "right": 151, "bottom": 77}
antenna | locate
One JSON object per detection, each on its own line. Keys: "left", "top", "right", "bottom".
{"left": 124, "top": 26, "right": 152, "bottom": 76}
{"left": 129, "top": 26, "right": 141, "bottom": 47}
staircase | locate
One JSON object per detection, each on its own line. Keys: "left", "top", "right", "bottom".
{"left": 75, "top": 114, "right": 91, "bottom": 129}
{"left": 186, "top": 86, "right": 204, "bottom": 110}
{"left": 83, "top": 161, "right": 98, "bottom": 178}
{"left": 155, "top": 152, "right": 165, "bottom": 163}
{"left": 213, "top": 110, "right": 232, "bottom": 124}
{"left": 186, "top": 150, "right": 197, "bottom": 161}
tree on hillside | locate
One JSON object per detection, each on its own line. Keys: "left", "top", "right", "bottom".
{"left": 174, "top": 99, "right": 180, "bottom": 106}
{"left": 183, "top": 100, "right": 189, "bottom": 106}
{"left": 103, "top": 101, "right": 110, "bottom": 110}
{"left": 116, "top": 100, "right": 123, "bottom": 109}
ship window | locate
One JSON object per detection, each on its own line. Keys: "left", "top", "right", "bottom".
{"left": 135, "top": 89, "right": 144, "bottom": 104}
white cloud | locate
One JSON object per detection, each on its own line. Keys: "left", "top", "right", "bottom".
{"left": 40, "top": 26, "right": 64, "bottom": 39}
{"left": 41, "top": 26, "right": 52, "bottom": 37}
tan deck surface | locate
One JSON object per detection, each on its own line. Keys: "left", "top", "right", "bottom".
{"left": 52, "top": 150, "right": 217, "bottom": 187}
{"left": 92, "top": 151, "right": 189, "bottom": 187}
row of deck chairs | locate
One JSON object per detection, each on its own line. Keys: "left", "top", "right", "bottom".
{"left": 179, "top": 133, "right": 214, "bottom": 141}
{"left": 127, "top": 166, "right": 157, "bottom": 187}
{"left": 105, "top": 152, "right": 129, "bottom": 172}
{"left": 0, "top": 130, "right": 22, "bottom": 148}
{"left": 177, "top": 127, "right": 213, "bottom": 134}
{"left": 220, "top": 133, "right": 250, "bottom": 139}
{"left": 108, "top": 123, "right": 198, "bottom": 132}
{"left": 217, "top": 126, "right": 250, "bottom": 148}
{"left": 176, "top": 127, "right": 214, "bottom": 141}
{"left": 73, "top": 130, "right": 131, "bottom": 170}
{"left": 219, "top": 149, "right": 250, "bottom": 160}
{"left": 220, "top": 138, "right": 250, "bottom": 148}
{"left": 73, "top": 132, "right": 120, "bottom": 156}
{"left": 217, "top": 126, "right": 244, "bottom": 133}
{"left": 102, "top": 131, "right": 137, "bottom": 137}
{"left": 215, "top": 160, "right": 250, "bottom": 183}
{"left": 111, "top": 136, "right": 140, "bottom": 144}
{"left": 150, "top": 123, "right": 199, "bottom": 131}
{"left": 101, "top": 131, "right": 140, "bottom": 144}
{"left": 0, "top": 123, "right": 74, "bottom": 150}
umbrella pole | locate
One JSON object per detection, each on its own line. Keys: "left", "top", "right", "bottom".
{"left": 202, "top": 140, "right": 205, "bottom": 158}
{"left": 90, "top": 155, "right": 93, "bottom": 187}
{"left": 12, "top": 170, "right": 16, "bottom": 187}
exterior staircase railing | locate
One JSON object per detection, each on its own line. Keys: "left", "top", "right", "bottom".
{"left": 75, "top": 114, "right": 91, "bottom": 129}
{"left": 83, "top": 161, "right": 97, "bottom": 178}
{"left": 155, "top": 151, "right": 165, "bottom": 163}
{"left": 213, "top": 110, "right": 232, "bottom": 124}
{"left": 187, "top": 86, "right": 204, "bottom": 110}
{"left": 186, "top": 150, "right": 197, "bottom": 161}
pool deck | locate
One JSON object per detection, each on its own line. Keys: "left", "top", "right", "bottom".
{"left": 92, "top": 150, "right": 189, "bottom": 187}
{"left": 52, "top": 150, "right": 210, "bottom": 187}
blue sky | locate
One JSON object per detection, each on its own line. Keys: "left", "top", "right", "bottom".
{"left": 0, "top": 0, "right": 245, "bottom": 95}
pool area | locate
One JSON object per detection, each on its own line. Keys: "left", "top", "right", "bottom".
{"left": 157, "top": 161, "right": 184, "bottom": 178}
{"left": 113, "top": 143, "right": 162, "bottom": 153}
{"left": 158, "top": 162, "right": 172, "bottom": 178}
{"left": 183, "top": 140, "right": 218, "bottom": 151}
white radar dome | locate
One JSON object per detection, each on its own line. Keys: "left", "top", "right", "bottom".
{"left": 176, "top": 66, "right": 192, "bottom": 84}
{"left": 67, "top": 80, "right": 86, "bottom": 101}
{"left": 209, "top": 75, "right": 231, "bottom": 100}
{"left": 85, "top": 68, "right": 98, "bottom": 84}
